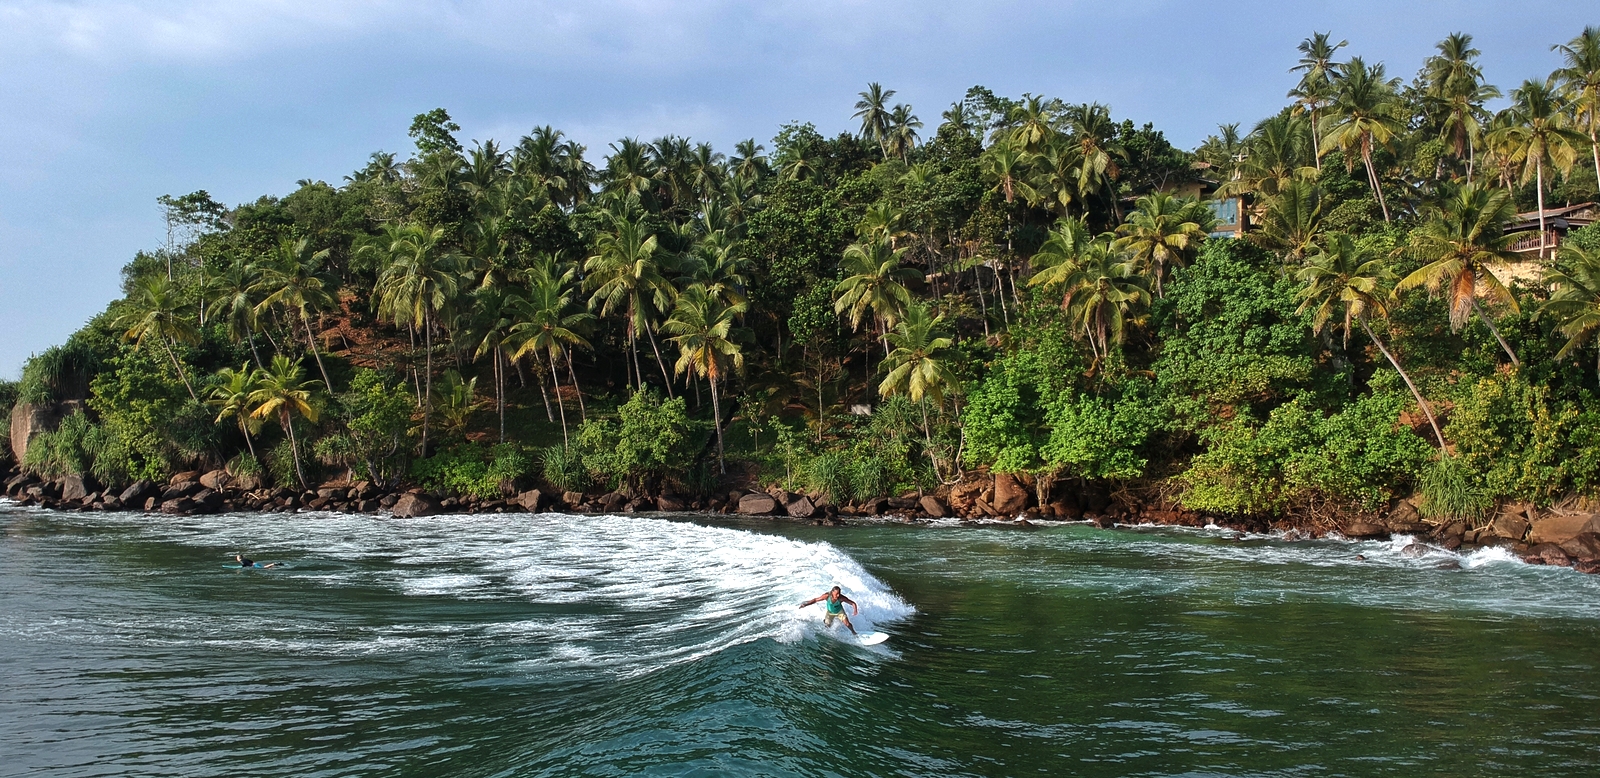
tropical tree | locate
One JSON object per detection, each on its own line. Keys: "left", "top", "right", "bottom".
{"left": 1063, "top": 102, "right": 1126, "bottom": 220}
{"left": 834, "top": 238, "right": 922, "bottom": 351}
{"left": 209, "top": 364, "right": 263, "bottom": 461}
{"left": 1487, "top": 77, "right": 1590, "bottom": 258}
{"left": 1288, "top": 32, "right": 1347, "bottom": 169}
{"left": 1397, "top": 182, "right": 1523, "bottom": 366}
{"left": 1112, "top": 192, "right": 1205, "bottom": 297}
{"left": 854, "top": 83, "right": 897, "bottom": 158}
{"left": 663, "top": 285, "right": 749, "bottom": 472}
{"left": 1420, "top": 33, "right": 1499, "bottom": 175}
{"left": 1319, "top": 57, "right": 1404, "bottom": 222}
{"left": 373, "top": 224, "right": 463, "bottom": 453}
{"left": 256, "top": 237, "right": 338, "bottom": 390}
{"left": 585, "top": 216, "right": 676, "bottom": 392}
{"left": 430, "top": 369, "right": 480, "bottom": 440}
{"left": 1250, "top": 179, "right": 1325, "bottom": 262}
{"left": 884, "top": 104, "right": 922, "bottom": 163}
{"left": 510, "top": 266, "right": 594, "bottom": 443}
{"left": 112, "top": 275, "right": 201, "bottom": 400}
{"left": 207, "top": 260, "right": 265, "bottom": 367}
{"left": 1554, "top": 26, "right": 1600, "bottom": 189}
{"left": 878, "top": 303, "right": 959, "bottom": 473}
{"left": 1540, "top": 242, "right": 1600, "bottom": 381}
{"left": 1029, "top": 231, "right": 1146, "bottom": 365}
{"left": 248, "top": 355, "right": 321, "bottom": 489}
{"left": 1298, "top": 234, "right": 1443, "bottom": 446}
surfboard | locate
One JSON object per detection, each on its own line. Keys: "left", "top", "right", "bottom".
{"left": 857, "top": 631, "right": 889, "bottom": 646}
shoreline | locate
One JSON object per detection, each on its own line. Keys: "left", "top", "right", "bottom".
{"left": 6, "top": 465, "right": 1599, "bottom": 575}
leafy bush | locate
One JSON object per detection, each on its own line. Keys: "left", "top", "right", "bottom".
{"left": 228, "top": 452, "right": 264, "bottom": 480}
{"left": 807, "top": 451, "right": 850, "bottom": 502}
{"left": 315, "top": 370, "right": 415, "bottom": 488}
{"left": 1417, "top": 455, "right": 1490, "bottom": 524}
{"left": 1445, "top": 372, "right": 1575, "bottom": 505}
{"left": 411, "top": 444, "right": 531, "bottom": 499}
{"left": 87, "top": 351, "right": 214, "bottom": 482}
{"left": 540, "top": 444, "right": 589, "bottom": 493}
{"left": 574, "top": 389, "right": 698, "bottom": 492}
{"left": 266, "top": 438, "right": 313, "bottom": 489}
{"left": 1041, "top": 382, "right": 1164, "bottom": 480}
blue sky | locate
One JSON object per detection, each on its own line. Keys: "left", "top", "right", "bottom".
{"left": 0, "top": 0, "right": 1589, "bottom": 377}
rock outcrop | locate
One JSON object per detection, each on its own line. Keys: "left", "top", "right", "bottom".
{"left": 9, "top": 403, "right": 57, "bottom": 464}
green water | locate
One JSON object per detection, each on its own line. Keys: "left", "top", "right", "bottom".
{"left": 3, "top": 504, "right": 1599, "bottom": 776}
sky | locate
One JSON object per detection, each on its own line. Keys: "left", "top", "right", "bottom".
{"left": 0, "top": 0, "right": 1591, "bottom": 378}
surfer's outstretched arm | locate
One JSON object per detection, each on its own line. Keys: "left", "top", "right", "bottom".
{"left": 798, "top": 594, "right": 826, "bottom": 608}
{"left": 841, "top": 595, "right": 859, "bottom": 615}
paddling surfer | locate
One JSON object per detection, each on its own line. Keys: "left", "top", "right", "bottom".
{"left": 799, "top": 586, "right": 858, "bottom": 635}
{"left": 235, "top": 553, "right": 283, "bottom": 569}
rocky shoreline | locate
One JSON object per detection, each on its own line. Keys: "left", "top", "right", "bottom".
{"left": 6, "top": 466, "right": 1599, "bottom": 574}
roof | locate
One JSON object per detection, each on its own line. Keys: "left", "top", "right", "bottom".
{"left": 1506, "top": 202, "right": 1596, "bottom": 233}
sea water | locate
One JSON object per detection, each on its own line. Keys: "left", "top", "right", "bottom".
{"left": 2, "top": 504, "right": 1598, "bottom": 776}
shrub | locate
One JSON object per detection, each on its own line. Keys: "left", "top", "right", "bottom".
{"left": 574, "top": 389, "right": 698, "bottom": 492}
{"left": 540, "top": 445, "right": 588, "bottom": 493}
{"left": 316, "top": 370, "right": 414, "bottom": 488}
{"left": 411, "top": 444, "right": 531, "bottom": 499}
{"left": 807, "top": 451, "right": 850, "bottom": 502}
{"left": 1418, "top": 455, "right": 1491, "bottom": 524}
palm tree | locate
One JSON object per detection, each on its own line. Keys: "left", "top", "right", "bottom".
{"left": 1540, "top": 242, "right": 1600, "bottom": 382}
{"left": 248, "top": 355, "right": 320, "bottom": 489}
{"left": 1112, "top": 192, "right": 1205, "bottom": 298}
{"left": 1487, "top": 78, "right": 1590, "bottom": 258}
{"left": 113, "top": 275, "right": 201, "bottom": 400}
{"left": 584, "top": 217, "right": 676, "bottom": 393}
{"left": 1298, "top": 234, "right": 1444, "bottom": 447}
{"left": 1007, "top": 94, "right": 1058, "bottom": 153}
{"left": 1029, "top": 230, "right": 1146, "bottom": 365}
{"left": 468, "top": 287, "right": 516, "bottom": 443}
{"left": 1219, "top": 113, "right": 1314, "bottom": 199}
{"left": 209, "top": 364, "right": 263, "bottom": 461}
{"left": 255, "top": 237, "right": 337, "bottom": 391}
{"left": 373, "top": 224, "right": 463, "bottom": 454}
{"left": 1319, "top": 57, "right": 1404, "bottom": 222}
{"left": 1421, "top": 33, "right": 1500, "bottom": 176}
{"left": 1026, "top": 138, "right": 1082, "bottom": 217}
{"left": 430, "top": 369, "right": 479, "bottom": 440}
{"left": 1250, "top": 179, "right": 1325, "bottom": 262}
{"left": 885, "top": 104, "right": 922, "bottom": 163}
{"left": 834, "top": 238, "right": 922, "bottom": 351}
{"left": 663, "top": 285, "right": 749, "bottom": 472}
{"left": 1554, "top": 27, "right": 1600, "bottom": 190}
{"left": 854, "top": 83, "right": 896, "bottom": 158}
{"left": 878, "top": 303, "right": 959, "bottom": 473}
{"left": 207, "top": 260, "right": 265, "bottom": 367}
{"left": 1290, "top": 31, "right": 1348, "bottom": 168}
{"left": 509, "top": 268, "right": 594, "bottom": 444}
{"left": 1063, "top": 103, "right": 1126, "bottom": 221}
{"left": 731, "top": 139, "right": 769, "bottom": 183}
{"left": 1397, "top": 182, "right": 1523, "bottom": 366}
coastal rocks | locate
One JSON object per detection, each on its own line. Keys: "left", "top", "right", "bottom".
{"left": 1489, "top": 511, "right": 1531, "bottom": 542}
{"left": 1528, "top": 512, "right": 1600, "bottom": 546}
{"left": 598, "top": 492, "right": 628, "bottom": 512}
{"left": 991, "top": 473, "right": 1028, "bottom": 516}
{"left": 61, "top": 474, "right": 100, "bottom": 502}
{"left": 391, "top": 493, "right": 440, "bottom": 518}
{"left": 784, "top": 495, "right": 817, "bottom": 518}
{"left": 9, "top": 402, "right": 57, "bottom": 464}
{"left": 737, "top": 493, "right": 778, "bottom": 515}
{"left": 656, "top": 494, "right": 687, "bottom": 512}
{"left": 947, "top": 479, "right": 986, "bottom": 514}
{"left": 1524, "top": 543, "right": 1573, "bottom": 566}
{"left": 516, "top": 489, "right": 548, "bottom": 512}
{"left": 1559, "top": 532, "right": 1600, "bottom": 561}
{"left": 919, "top": 496, "right": 947, "bottom": 518}
{"left": 1342, "top": 521, "right": 1389, "bottom": 539}
{"left": 199, "top": 470, "right": 232, "bottom": 490}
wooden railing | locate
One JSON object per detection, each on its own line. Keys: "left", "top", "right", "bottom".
{"left": 1508, "top": 230, "right": 1559, "bottom": 254}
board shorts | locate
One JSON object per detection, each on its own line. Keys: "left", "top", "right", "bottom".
{"left": 824, "top": 611, "right": 848, "bottom": 626}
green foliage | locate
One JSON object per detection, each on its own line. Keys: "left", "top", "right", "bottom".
{"left": 1444, "top": 372, "right": 1580, "bottom": 505}
{"left": 540, "top": 444, "right": 589, "bottom": 493}
{"left": 87, "top": 351, "right": 213, "bottom": 482}
{"left": 1041, "top": 382, "right": 1163, "bottom": 480}
{"left": 573, "top": 390, "right": 697, "bottom": 492}
{"left": 1417, "top": 455, "right": 1491, "bottom": 524}
{"left": 807, "top": 451, "right": 851, "bottom": 502}
{"left": 961, "top": 347, "right": 1070, "bottom": 473}
{"left": 316, "top": 369, "right": 415, "bottom": 488}
{"left": 0, "top": 379, "right": 17, "bottom": 464}
{"left": 410, "top": 443, "right": 531, "bottom": 499}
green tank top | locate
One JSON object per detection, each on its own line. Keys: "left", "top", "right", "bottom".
{"left": 825, "top": 596, "right": 844, "bottom": 614}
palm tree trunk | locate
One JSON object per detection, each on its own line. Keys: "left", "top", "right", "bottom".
{"left": 1536, "top": 160, "right": 1549, "bottom": 259}
{"left": 301, "top": 313, "right": 333, "bottom": 391}
{"left": 567, "top": 358, "right": 587, "bottom": 420}
{"left": 645, "top": 323, "right": 675, "bottom": 398}
{"left": 548, "top": 349, "right": 569, "bottom": 445}
{"left": 247, "top": 332, "right": 264, "bottom": 369}
{"left": 240, "top": 422, "right": 258, "bottom": 462}
{"left": 1311, "top": 108, "right": 1322, "bottom": 172}
{"left": 1470, "top": 297, "right": 1521, "bottom": 367}
{"left": 422, "top": 313, "right": 433, "bottom": 455}
{"left": 1362, "top": 140, "right": 1392, "bottom": 223}
{"left": 709, "top": 372, "right": 726, "bottom": 473}
{"left": 161, "top": 338, "right": 199, "bottom": 401}
{"left": 282, "top": 412, "right": 307, "bottom": 489}
{"left": 1361, "top": 318, "right": 1444, "bottom": 447}
{"left": 495, "top": 349, "right": 505, "bottom": 444}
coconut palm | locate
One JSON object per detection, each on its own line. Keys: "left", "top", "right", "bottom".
{"left": 430, "top": 369, "right": 479, "bottom": 441}
{"left": 1029, "top": 217, "right": 1099, "bottom": 293}
{"left": 1554, "top": 27, "right": 1600, "bottom": 189}
{"left": 878, "top": 303, "right": 959, "bottom": 473}
{"left": 854, "top": 83, "right": 896, "bottom": 157}
{"left": 1007, "top": 94, "right": 1058, "bottom": 154}
{"left": 248, "top": 355, "right": 320, "bottom": 489}
{"left": 509, "top": 267, "right": 594, "bottom": 444}
{"left": 1298, "top": 234, "right": 1443, "bottom": 447}
{"left": 1397, "top": 182, "right": 1523, "bottom": 366}
{"left": 207, "top": 260, "right": 266, "bottom": 367}
{"left": 1319, "top": 57, "right": 1404, "bottom": 222}
{"left": 1421, "top": 33, "right": 1500, "bottom": 175}
{"left": 1063, "top": 103, "right": 1126, "bottom": 220}
{"left": 1025, "top": 138, "right": 1082, "bottom": 217}
{"left": 255, "top": 237, "right": 337, "bottom": 391}
{"left": 884, "top": 104, "right": 922, "bottom": 163}
{"left": 1540, "top": 242, "right": 1600, "bottom": 381}
{"left": 663, "top": 285, "right": 749, "bottom": 472}
{"left": 373, "top": 223, "right": 464, "bottom": 453}
{"left": 584, "top": 216, "right": 676, "bottom": 392}
{"left": 1250, "top": 179, "right": 1326, "bottom": 262}
{"left": 209, "top": 364, "right": 263, "bottom": 461}
{"left": 1030, "top": 231, "right": 1146, "bottom": 365}
{"left": 1219, "top": 112, "right": 1314, "bottom": 198}
{"left": 1487, "top": 78, "right": 1590, "bottom": 258}
{"left": 731, "top": 139, "right": 769, "bottom": 183}
{"left": 833, "top": 238, "right": 922, "bottom": 350}
{"left": 112, "top": 274, "right": 200, "bottom": 400}
{"left": 1112, "top": 192, "right": 1205, "bottom": 298}
{"left": 1288, "top": 32, "right": 1347, "bottom": 169}
{"left": 468, "top": 287, "right": 516, "bottom": 443}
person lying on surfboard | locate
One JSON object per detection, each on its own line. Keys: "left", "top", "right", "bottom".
{"left": 799, "top": 586, "right": 858, "bottom": 635}
{"left": 235, "top": 553, "right": 283, "bottom": 569}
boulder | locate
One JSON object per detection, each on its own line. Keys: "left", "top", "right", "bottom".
{"left": 516, "top": 489, "right": 548, "bottom": 512}
{"left": 316, "top": 486, "right": 348, "bottom": 501}
{"left": 379, "top": 493, "right": 401, "bottom": 508}
{"left": 947, "top": 479, "right": 986, "bottom": 513}
{"left": 656, "top": 495, "right": 687, "bottom": 512}
{"left": 991, "top": 473, "right": 1028, "bottom": 515}
{"left": 391, "top": 493, "right": 440, "bottom": 518}
{"left": 1489, "top": 511, "right": 1531, "bottom": 541}
{"left": 61, "top": 474, "right": 101, "bottom": 501}
{"left": 785, "top": 495, "right": 817, "bottom": 518}
{"left": 1342, "top": 521, "right": 1389, "bottom": 539}
{"left": 1528, "top": 512, "right": 1600, "bottom": 546}
{"left": 860, "top": 498, "right": 888, "bottom": 516}
{"left": 558, "top": 491, "right": 583, "bottom": 508}
{"left": 192, "top": 489, "right": 223, "bottom": 513}
{"left": 1559, "top": 532, "right": 1600, "bottom": 561}
{"left": 161, "top": 481, "right": 204, "bottom": 501}
{"left": 199, "top": 470, "right": 232, "bottom": 490}
{"left": 737, "top": 493, "right": 779, "bottom": 515}
{"left": 160, "top": 497, "right": 195, "bottom": 515}
{"left": 233, "top": 474, "right": 263, "bottom": 492}
{"left": 1526, "top": 543, "right": 1572, "bottom": 567}
{"left": 9, "top": 402, "right": 58, "bottom": 464}
{"left": 919, "top": 495, "right": 947, "bottom": 518}
{"left": 598, "top": 492, "right": 628, "bottom": 511}
{"left": 169, "top": 471, "right": 202, "bottom": 486}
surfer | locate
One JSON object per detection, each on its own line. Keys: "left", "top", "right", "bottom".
{"left": 799, "top": 586, "right": 858, "bottom": 635}
{"left": 235, "top": 553, "right": 282, "bottom": 569}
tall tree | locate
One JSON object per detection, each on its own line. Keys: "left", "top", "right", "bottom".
{"left": 112, "top": 275, "right": 201, "bottom": 400}
{"left": 878, "top": 303, "right": 959, "bottom": 474}
{"left": 249, "top": 355, "right": 321, "bottom": 489}
{"left": 1289, "top": 31, "right": 1348, "bottom": 168}
{"left": 510, "top": 265, "right": 594, "bottom": 443}
{"left": 1319, "top": 57, "right": 1404, "bottom": 222}
{"left": 1488, "top": 77, "right": 1590, "bottom": 258}
{"left": 834, "top": 238, "right": 922, "bottom": 351}
{"left": 256, "top": 237, "right": 338, "bottom": 391}
{"left": 1554, "top": 26, "right": 1600, "bottom": 190}
{"left": 373, "top": 224, "right": 463, "bottom": 454}
{"left": 854, "top": 83, "right": 897, "bottom": 158}
{"left": 1421, "top": 33, "right": 1499, "bottom": 176}
{"left": 1398, "top": 182, "right": 1523, "bottom": 366}
{"left": 1029, "top": 228, "right": 1146, "bottom": 365}
{"left": 1112, "top": 192, "right": 1205, "bottom": 298}
{"left": 585, "top": 217, "right": 676, "bottom": 393}
{"left": 663, "top": 285, "right": 749, "bottom": 472}
{"left": 209, "top": 364, "right": 263, "bottom": 461}
{"left": 1540, "top": 242, "right": 1600, "bottom": 382}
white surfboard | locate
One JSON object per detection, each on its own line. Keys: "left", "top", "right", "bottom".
{"left": 857, "top": 631, "right": 889, "bottom": 646}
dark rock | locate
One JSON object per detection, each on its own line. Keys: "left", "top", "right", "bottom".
{"left": 516, "top": 489, "right": 547, "bottom": 512}
{"left": 1575, "top": 560, "right": 1600, "bottom": 574}
{"left": 160, "top": 497, "right": 195, "bottom": 515}
{"left": 1342, "top": 522, "right": 1388, "bottom": 539}
{"left": 391, "top": 493, "right": 440, "bottom": 518}
{"left": 1438, "top": 534, "right": 1462, "bottom": 551}
{"left": 561, "top": 491, "right": 585, "bottom": 508}
{"left": 143, "top": 496, "right": 159, "bottom": 511}
{"left": 61, "top": 474, "right": 100, "bottom": 501}
{"left": 1527, "top": 543, "right": 1573, "bottom": 567}
{"left": 1144, "top": 509, "right": 1180, "bottom": 524}
{"left": 860, "top": 498, "right": 888, "bottom": 516}
{"left": 10, "top": 402, "right": 58, "bottom": 464}
{"left": 440, "top": 498, "right": 459, "bottom": 509}
{"left": 6, "top": 472, "right": 39, "bottom": 493}
{"left": 199, "top": 470, "right": 231, "bottom": 490}
{"left": 358, "top": 499, "right": 380, "bottom": 513}
{"left": 1400, "top": 542, "right": 1431, "bottom": 558}
{"left": 598, "top": 492, "right": 628, "bottom": 511}
{"left": 1489, "top": 511, "right": 1531, "bottom": 542}
{"left": 317, "top": 487, "right": 348, "bottom": 501}
{"left": 1559, "top": 532, "right": 1600, "bottom": 561}
{"left": 947, "top": 479, "right": 987, "bottom": 514}
{"left": 350, "top": 481, "right": 375, "bottom": 499}
{"left": 886, "top": 497, "right": 917, "bottom": 510}
{"left": 738, "top": 493, "right": 779, "bottom": 515}
{"left": 919, "top": 495, "right": 947, "bottom": 518}
{"left": 379, "top": 493, "right": 401, "bottom": 508}
{"left": 991, "top": 473, "right": 1028, "bottom": 515}
{"left": 307, "top": 497, "right": 331, "bottom": 510}
{"left": 192, "top": 489, "right": 223, "bottom": 512}
{"left": 169, "top": 471, "right": 202, "bottom": 486}
{"left": 785, "top": 495, "right": 817, "bottom": 518}
{"left": 233, "top": 474, "right": 263, "bottom": 492}
{"left": 656, "top": 495, "right": 687, "bottom": 512}
{"left": 119, "top": 480, "right": 157, "bottom": 505}
{"left": 161, "top": 481, "right": 203, "bottom": 501}
{"left": 1529, "top": 512, "right": 1600, "bottom": 546}
{"left": 102, "top": 497, "right": 122, "bottom": 511}
{"left": 1091, "top": 514, "right": 1115, "bottom": 529}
